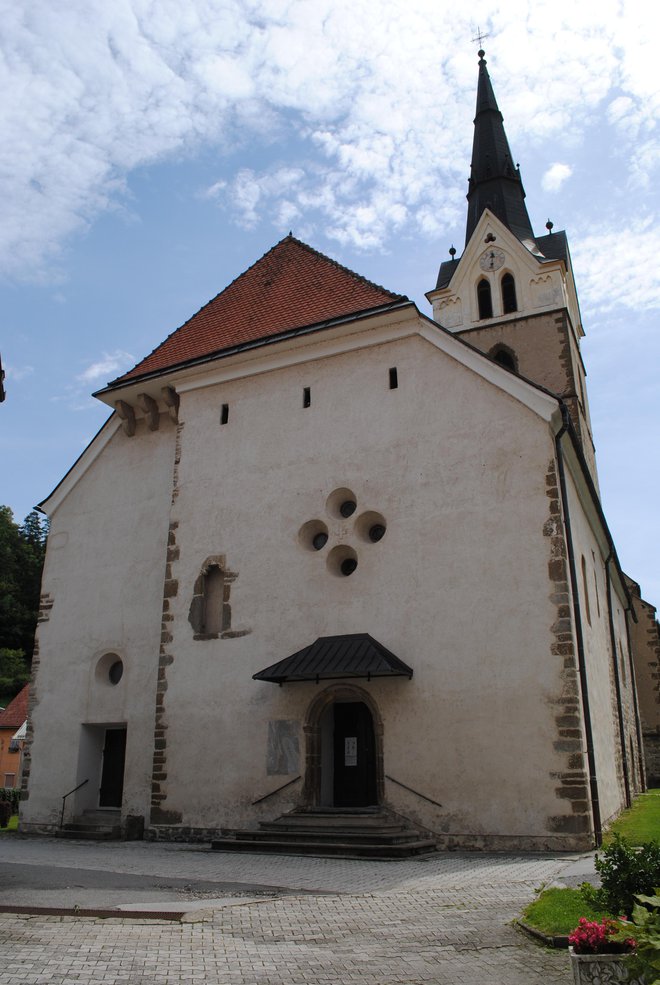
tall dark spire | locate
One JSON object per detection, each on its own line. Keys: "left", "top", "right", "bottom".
{"left": 465, "top": 50, "right": 535, "bottom": 247}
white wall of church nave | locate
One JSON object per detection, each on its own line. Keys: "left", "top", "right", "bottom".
{"left": 562, "top": 466, "right": 634, "bottom": 824}
{"left": 22, "top": 416, "right": 177, "bottom": 827}
{"left": 159, "top": 335, "right": 578, "bottom": 838}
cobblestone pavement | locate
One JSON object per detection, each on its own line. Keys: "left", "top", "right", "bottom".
{"left": 0, "top": 838, "right": 580, "bottom": 984}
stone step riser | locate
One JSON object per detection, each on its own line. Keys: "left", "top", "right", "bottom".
{"left": 210, "top": 839, "right": 436, "bottom": 858}
{"left": 240, "top": 830, "right": 420, "bottom": 844}
{"left": 261, "top": 817, "right": 408, "bottom": 831}
{"left": 260, "top": 821, "right": 407, "bottom": 832}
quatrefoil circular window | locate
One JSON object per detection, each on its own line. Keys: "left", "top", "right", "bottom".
{"left": 298, "top": 488, "right": 387, "bottom": 576}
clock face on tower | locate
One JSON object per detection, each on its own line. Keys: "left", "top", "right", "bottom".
{"left": 479, "top": 247, "right": 506, "bottom": 272}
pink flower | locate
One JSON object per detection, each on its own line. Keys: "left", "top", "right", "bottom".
{"left": 568, "top": 918, "right": 634, "bottom": 955}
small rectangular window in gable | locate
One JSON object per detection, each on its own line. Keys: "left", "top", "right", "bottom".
{"left": 389, "top": 367, "right": 398, "bottom": 390}
{"left": 303, "top": 387, "right": 311, "bottom": 408}
{"left": 220, "top": 404, "right": 229, "bottom": 425}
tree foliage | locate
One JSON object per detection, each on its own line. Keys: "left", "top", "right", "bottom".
{"left": 0, "top": 506, "right": 48, "bottom": 700}
{"left": 0, "top": 648, "right": 30, "bottom": 697}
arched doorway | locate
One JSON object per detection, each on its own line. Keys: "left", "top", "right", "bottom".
{"left": 302, "top": 684, "right": 383, "bottom": 808}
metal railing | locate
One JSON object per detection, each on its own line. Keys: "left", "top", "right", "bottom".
{"left": 59, "top": 778, "right": 89, "bottom": 828}
{"left": 251, "top": 775, "right": 301, "bottom": 806}
{"left": 385, "top": 775, "right": 443, "bottom": 809}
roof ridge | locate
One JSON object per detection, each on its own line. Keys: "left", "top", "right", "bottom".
{"left": 109, "top": 235, "right": 406, "bottom": 387}
{"left": 283, "top": 234, "right": 404, "bottom": 301}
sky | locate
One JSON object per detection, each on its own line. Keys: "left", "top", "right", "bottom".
{"left": 1, "top": 0, "right": 658, "bottom": 605}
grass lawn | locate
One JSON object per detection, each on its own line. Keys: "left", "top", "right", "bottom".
{"left": 521, "top": 789, "right": 660, "bottom": 937}
{"left": 521, "top": 887, "right": 608, "bottom": 936}
{"left": 0, "top": 814, "right": 19, "bottom": 834}
{"left": 604, "top": 788, "right": 660, "bottom": 846}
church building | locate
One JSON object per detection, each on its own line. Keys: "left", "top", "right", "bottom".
{"left": 20, "top": 51, "right": 646, "bottom": 851}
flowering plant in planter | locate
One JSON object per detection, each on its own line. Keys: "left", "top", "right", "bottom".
{"left": 569, "top": 917, "right": 636, "bottom": 955}
{"left": 568, "top": 917, "right": 640, "bottom": 985}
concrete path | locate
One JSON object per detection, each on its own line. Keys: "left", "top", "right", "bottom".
{"left": 0, "top": 836, "right": 591, "bottom": 984}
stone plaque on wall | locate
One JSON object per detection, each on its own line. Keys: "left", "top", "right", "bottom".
{"left": 267, "top": 720, "right": 300, "bottom": 775}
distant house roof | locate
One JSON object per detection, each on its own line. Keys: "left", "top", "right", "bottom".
{"left": 0, "top": 684, "right": 29, "bottom": 729}
{"left": 109, "top": 235, "right": 407, "bottom": 387}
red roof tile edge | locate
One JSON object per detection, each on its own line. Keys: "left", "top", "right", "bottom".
{"left": 0, "top": 683, "right": 29, "bottom": 728}
{"left": 101, "top": 298, "right": 411, "bottom": 393}
{"left": 106, "top": 235, "right": 407, "bottom": 388}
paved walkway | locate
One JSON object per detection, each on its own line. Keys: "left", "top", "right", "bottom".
{"left": 0, "top": 837, "right": 589, "bottom": 984}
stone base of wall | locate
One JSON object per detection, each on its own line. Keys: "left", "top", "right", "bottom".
{"left": 431, "top": 831, "right": 594, "bottom": 852}
{"left": 642, "top": 732, "right": 660, "bottom": 787}
{"left": 146, "top": 824, "right": 595, "bottom": 852}
{"left": 18, "top": 821, "right": 60, "bottom": 836}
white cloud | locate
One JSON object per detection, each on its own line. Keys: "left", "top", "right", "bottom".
{"left": 76, "top": 350, "right": 135, "bottom": 383}
{"left": 572, "top": 219, "right": 660, "bottom": 314}
{"left": 3, "top": 364, "right": 34, "bottom": 382}
{"left": 0, "top": 0, "right": 659, "bottom": 277}
{"left": 541, "top": 163, "right": 572, "bottom": 193}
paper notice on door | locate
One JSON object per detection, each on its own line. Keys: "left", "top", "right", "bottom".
{"left": 345, "top": 736, "right": 357, "bottom": 766}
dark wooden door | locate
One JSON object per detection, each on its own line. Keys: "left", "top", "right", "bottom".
{"left": 333, "top": 702, "right": 377, "bottom": 807}
{"left": 99, "top": 728, "right": 126, "bottom": 807}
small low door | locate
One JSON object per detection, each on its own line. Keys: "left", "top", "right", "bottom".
{"left": 99, "top": 728, "right": 126, "bottom": 808}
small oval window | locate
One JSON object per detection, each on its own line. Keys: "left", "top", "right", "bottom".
{"left": 108, "top": 660, "right": 124, "bottom": 685}
{"left": 340, "top": 500, "right": 357, "bottom": 518}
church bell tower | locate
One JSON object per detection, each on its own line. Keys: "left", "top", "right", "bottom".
{"left": 427, "top": 50, "right": 598, "bottom": 486}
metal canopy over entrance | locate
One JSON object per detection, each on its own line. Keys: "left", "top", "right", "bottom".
{"left": 252, "top": 633, "right": 413, "bottom": 685}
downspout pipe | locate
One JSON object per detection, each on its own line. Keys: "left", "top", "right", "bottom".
{"left": 604, "top": 552, "right": 631, "bottom": 806}
{"left": 555, "top": 404, "right": 602, "bottom": 846}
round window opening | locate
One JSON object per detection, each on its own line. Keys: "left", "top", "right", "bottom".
{"left": 340, "top": 557, "right": 358, "bottom": 576}
{"left": 108, "top": 660, "right": 124, "bottom": 685}
{"left": 340, "top": 500, "right": 357, "bottom": 518}
{"left": 312, "top": 531, "right": 328, "bottom": 551}
{"left": 368, "top": 523, "right": 386, "bottom": 542}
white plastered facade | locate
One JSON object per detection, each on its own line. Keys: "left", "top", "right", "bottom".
{"left": 20, "top": 303, "right": 641, "bottom": 850}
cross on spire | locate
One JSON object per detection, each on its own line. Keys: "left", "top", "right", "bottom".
{"left": 471, "top": 27, "right": 490, "bottom": 50}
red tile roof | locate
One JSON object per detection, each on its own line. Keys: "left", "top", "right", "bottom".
{"left": 0, "top": 684, "right": 29, "bottom": 729}
{"left": 111, "top": 236, "right": 406, "bottom": 385}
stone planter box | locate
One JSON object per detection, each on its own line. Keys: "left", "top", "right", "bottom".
{"left": 569, "top": 947, "right": 642, "bottom": 984}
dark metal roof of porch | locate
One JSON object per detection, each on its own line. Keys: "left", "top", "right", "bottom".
{"left": 253, "top": 633, "right": 414, "bottom": 685}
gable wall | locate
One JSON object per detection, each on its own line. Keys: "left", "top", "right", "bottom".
{"left": 21, "top": 415, "right": 177, "bottom": 829}
{"left": 148, "top": 331, "right": 598, "bottom": 848}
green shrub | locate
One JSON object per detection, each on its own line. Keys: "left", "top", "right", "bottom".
{"left": 587, "top": 834, "right": 660, "bottom": 918}
{"left": 0, "top": 787, "right": 20, "bottom": 813}
{"left": 0, "top": 801, "right": 11, "bottom": 827}
{"left": 614, "top": 891, "right": 660, "bottom": 984}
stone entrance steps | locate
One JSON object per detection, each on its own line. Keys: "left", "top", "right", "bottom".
{"left": 211, "top": 808, "right": 437, "bottom": 858}
{"left": 57, "top": 808, "right": 122, "bottom": 841}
